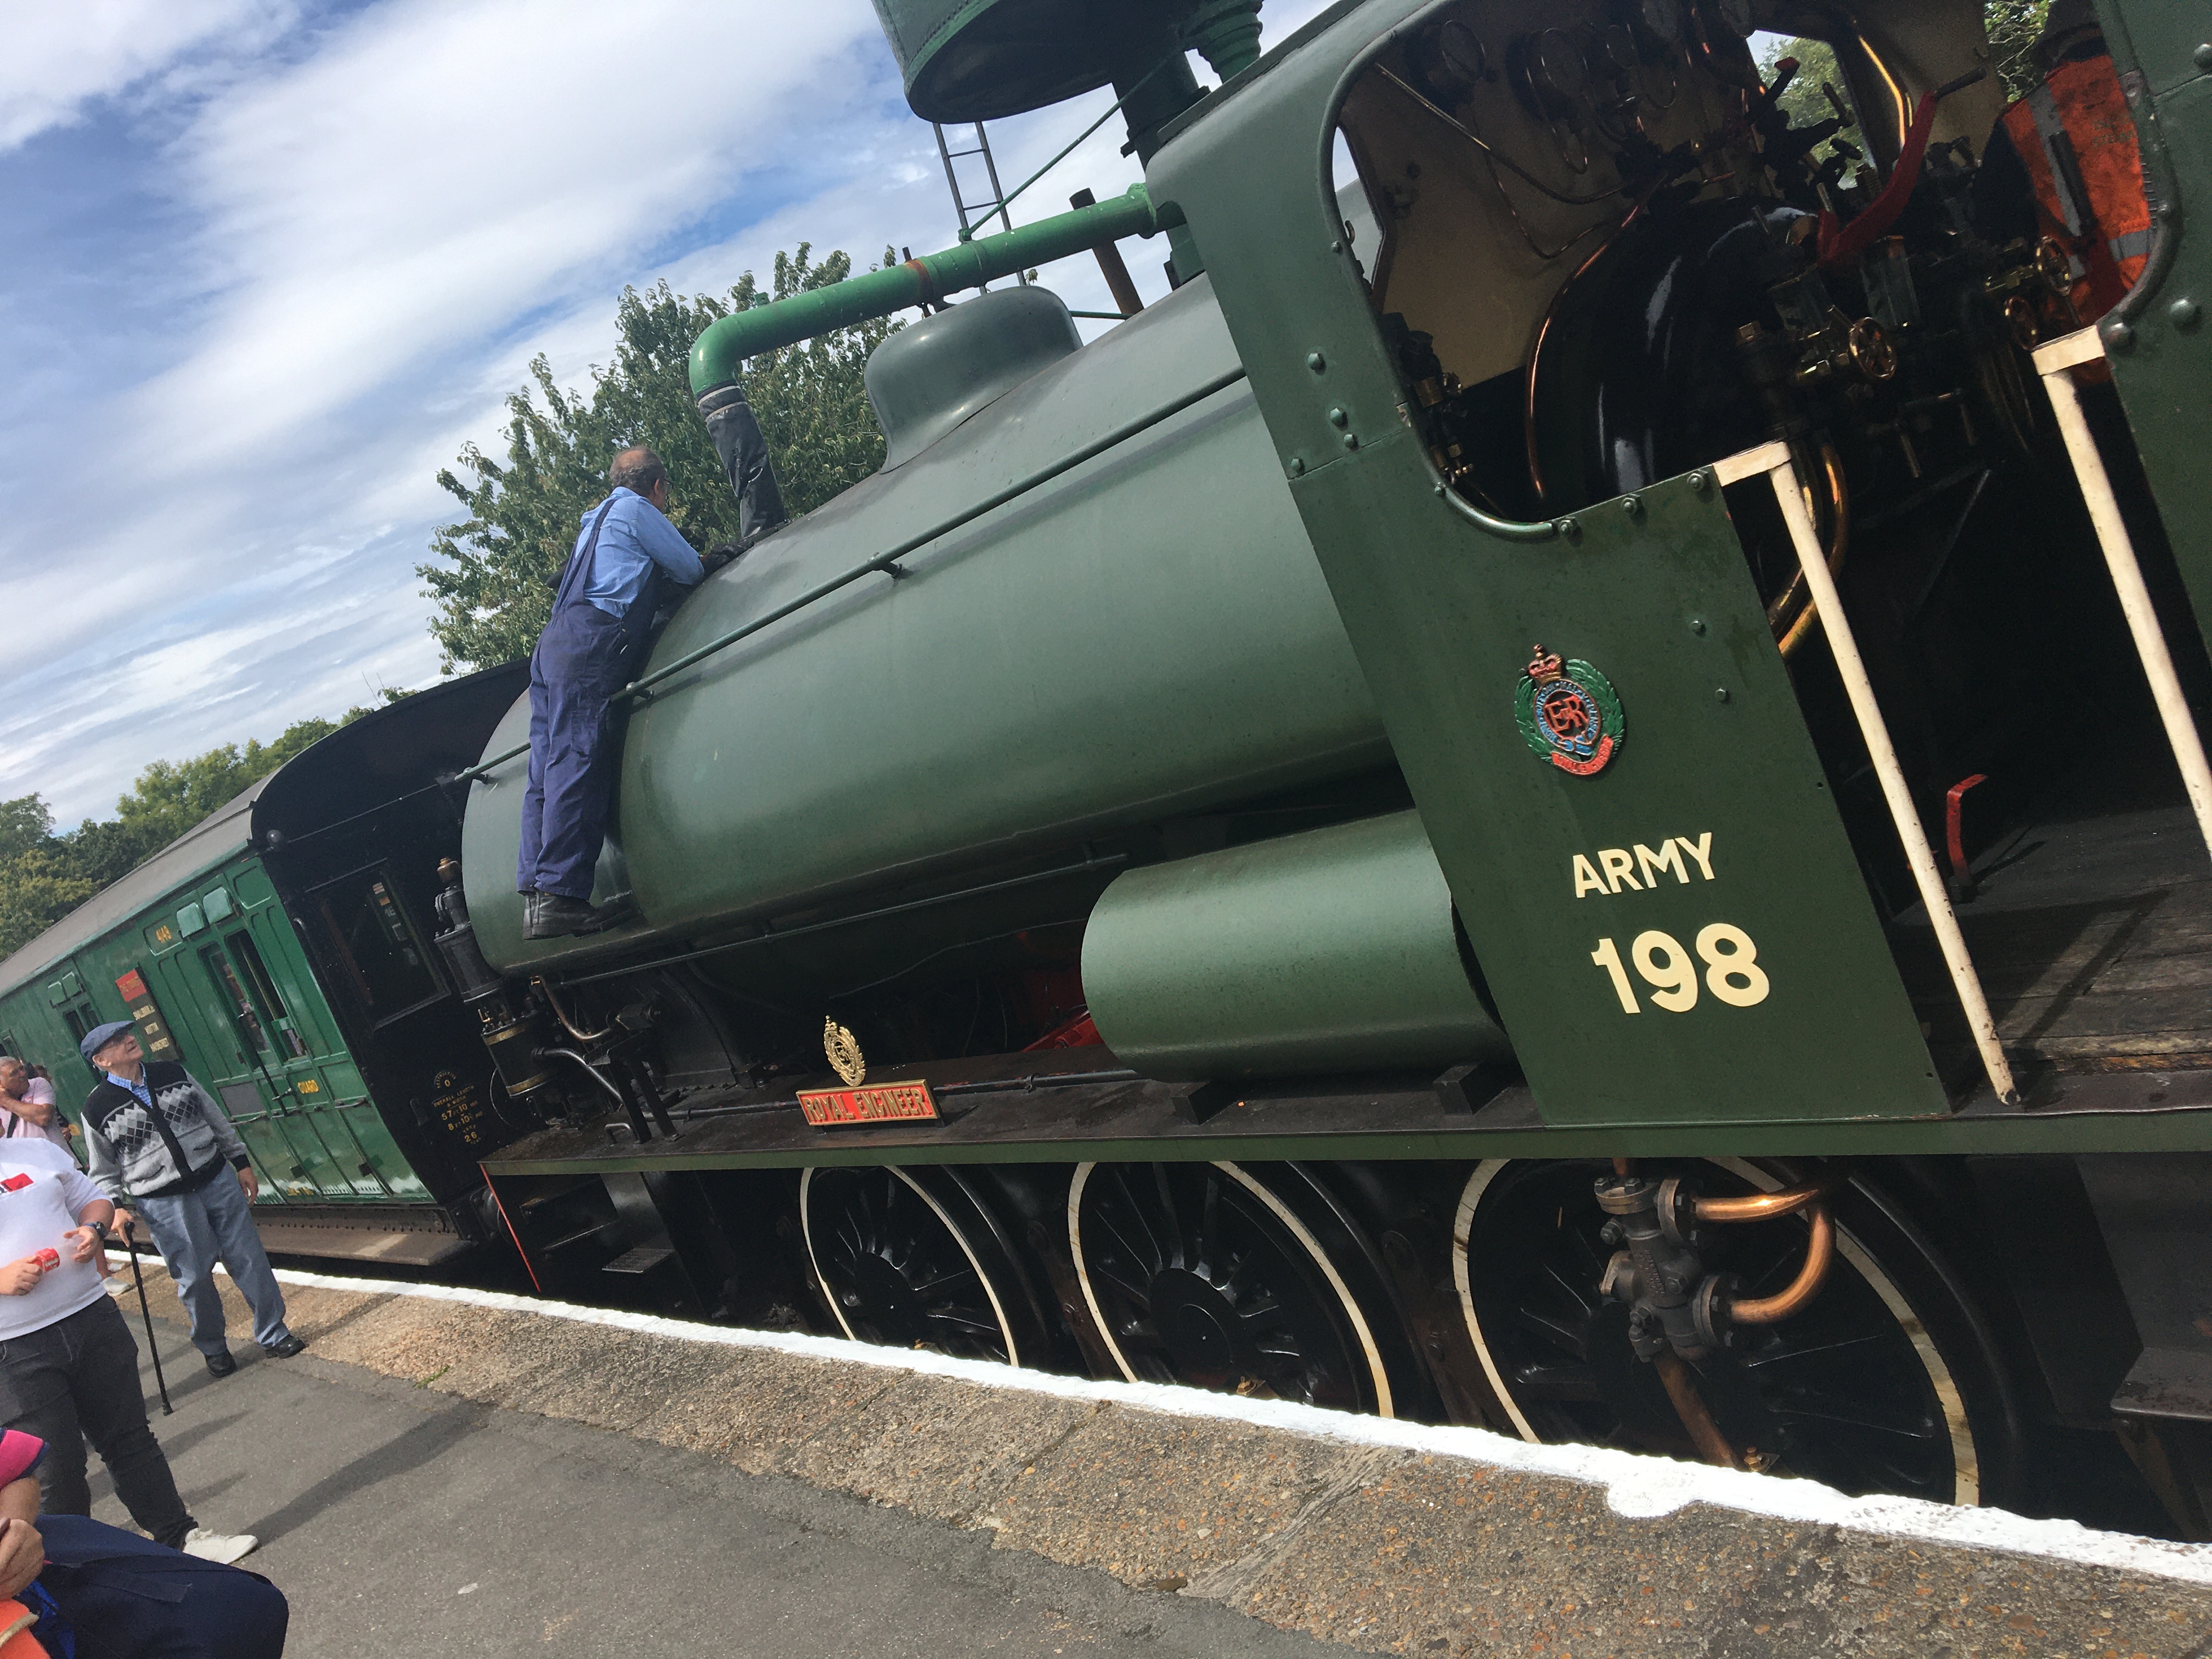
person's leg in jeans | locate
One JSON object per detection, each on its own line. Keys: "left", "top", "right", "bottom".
{"left": 65, "top": 1297, "right": 193, "bottom": 1548}
{"left": 135, "top": 1190, "right": 229, "bottom": 1357}
{"left": 0, "top": 1317, "right": 91, "bottom": 1514}
{"left": 518, "top": 645, "right": 551, "bottom": 893}
{"left": 196, "top": 1171, "right": 292, "bottom": 1349}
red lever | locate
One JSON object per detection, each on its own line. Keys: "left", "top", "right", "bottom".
{"left": 1818, "top": 93, "right": 1940, "bottom": 269}
{"left": 1945, "top": 773, "right": 1989, "bottom": 884}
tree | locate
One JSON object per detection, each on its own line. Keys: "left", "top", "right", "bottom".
{"left": 114, "top": 716, "right": 343, "bottom": 850}
{"left": 0, "top": 711, "right": 373, "bottom": 961}
{"left": 421, "top": 246, "right": 899, "bottom": 672}
{"left": 1758, "top": 2, "right": 2053, "bottom": 167}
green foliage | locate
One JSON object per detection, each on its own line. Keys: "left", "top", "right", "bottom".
{"left": 116, "top": 716, "right": 342, "bottom": 849}
{"left": 420, "top": 246, "right": 899, "bottom": 673}
{"left": 1758, "top": 1, "right": 2055, "bottom": 168}
{"left": 1757, "top": 34, "right": 1849, "bottom": 166}
{"left": 0, "top": 710, "right": 376, "bottom": 961}
{"left": 1985, "top": 0, "right": 2054, "bottom": 100}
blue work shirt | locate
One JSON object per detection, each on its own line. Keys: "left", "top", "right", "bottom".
{"left": 563, "top": 487, "right": 706, "bottom": 619}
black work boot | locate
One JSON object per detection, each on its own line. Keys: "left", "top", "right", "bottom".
{"left": 524, "top": 894, "right": 602, "bottom": 939}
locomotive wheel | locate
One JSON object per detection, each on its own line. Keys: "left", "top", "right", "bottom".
{"left": 1455, "top": 1158, "right": 2021, "bottom": 1506}
{"left": 1069, "top": 1160, "right": 1409, "bottom": 1414}
{"left": 800, "top": 1165, "right": 1046, "bottom": 1366}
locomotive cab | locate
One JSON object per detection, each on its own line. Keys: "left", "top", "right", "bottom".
{"left": 1196, "top": 0, "right": 2212, "bottom": 1110}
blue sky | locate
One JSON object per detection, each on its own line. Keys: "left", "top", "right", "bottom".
{"left": 0, "top": 0, "right": 1334, "bottom": 827}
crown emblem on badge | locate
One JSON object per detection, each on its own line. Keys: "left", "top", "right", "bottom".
{"left": 823, "top": 1017, "right": 865, "bottom": 1087}
{"left": 1514, "top": 644, "right": 1626, "bottom": 778}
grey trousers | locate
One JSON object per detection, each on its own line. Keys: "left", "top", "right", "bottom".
{"left": 136, "top": 1170, "right": 292, "bottom": 1356}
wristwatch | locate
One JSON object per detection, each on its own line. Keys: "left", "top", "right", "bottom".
{"left": 84, "top": 1220, "right": 109, "bottom": 1243}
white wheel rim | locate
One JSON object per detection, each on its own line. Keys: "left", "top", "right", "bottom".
{"left": 801, "top": 1165, "right": 1023, "bottom": 1368}
{"left": 1069, "top": 1160, "right": 1394, "bottom": 1417}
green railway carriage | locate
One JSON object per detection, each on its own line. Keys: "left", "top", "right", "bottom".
{"left": 0, "top": 668, "right": 531, "bottom": 1268}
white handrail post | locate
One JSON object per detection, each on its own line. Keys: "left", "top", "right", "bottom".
{"left": 1712, "top": 443, "right": 2019, "bottom": 1104}
{"left": 2033, "top": 326, "right": 2212, "bottom": 865}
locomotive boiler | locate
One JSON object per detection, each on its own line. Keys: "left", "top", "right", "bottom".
{"left": 270, "top": 0, "right": 2212, "bottom": 1537}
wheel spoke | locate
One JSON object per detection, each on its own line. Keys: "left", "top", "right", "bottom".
{"left": 1195, "top": 1171, "right": 1222, "bottom": 1279}
{"left": 1150, "top": 1164, "right": 1188, "bottom": 1270}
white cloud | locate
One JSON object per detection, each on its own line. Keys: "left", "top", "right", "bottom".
{"left": 0, "top": 0, "right": 286, "bottom": 151}
{"left": 0, "top": 0, "right": 1346, "bottom": 823}
{"left": 138, "top": 0, "right": 878, "bottom": 475}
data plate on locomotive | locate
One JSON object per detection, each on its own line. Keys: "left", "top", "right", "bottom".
{"left": 798, "top": 1081, "right": 940, "bottom": 1128}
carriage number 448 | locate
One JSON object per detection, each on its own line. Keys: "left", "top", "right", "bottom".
{"left": 1589, "top": 926, "right": 1769, "bottom": 1013}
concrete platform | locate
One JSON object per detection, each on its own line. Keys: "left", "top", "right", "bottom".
{"left": 95, "top": 1264, "right": 2212, "bottom": 1656}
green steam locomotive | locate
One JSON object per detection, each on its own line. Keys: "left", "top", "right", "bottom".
{"left": 15, "top": 0, "right": 2212, "bottom": 1538}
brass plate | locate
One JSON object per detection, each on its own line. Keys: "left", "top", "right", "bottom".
{"left": 798, "top": 1081, "right": 940, "bottom": 1128}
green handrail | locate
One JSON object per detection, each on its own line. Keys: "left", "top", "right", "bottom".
{"left": 687, "top": 184, "right": 1163, "bottom": 395}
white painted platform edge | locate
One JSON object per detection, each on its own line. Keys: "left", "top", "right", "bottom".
{"left": 253, "top": 1265, "right": 2212, "bottom": 1587}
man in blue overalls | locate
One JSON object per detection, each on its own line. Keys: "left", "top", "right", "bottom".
{"left": 518, "top": 447, "right": 706, "bottom": 940}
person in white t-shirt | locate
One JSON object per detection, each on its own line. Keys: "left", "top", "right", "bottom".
{"left": 0, "top": 1057, "right": 72, "bottom": 1155}
{"left": 0, "top": 1136, "right": 252, "bottom": 1562}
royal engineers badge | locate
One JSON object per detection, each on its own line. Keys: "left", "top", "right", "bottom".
{"left": 1514, "top": 645, "right": 1624, "bottom": 777}
{"left": 823, "top": 1017, "right": 865, "bottom": 1087}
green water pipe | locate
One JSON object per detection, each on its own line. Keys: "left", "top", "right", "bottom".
{"left": 687, "top": 184, "right": 1163, "bottom": 396}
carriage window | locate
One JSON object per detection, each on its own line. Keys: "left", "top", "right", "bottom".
{"left": 313, "top": 870, "right": 442, "bottom": 1019}
{"left": 226, "top": 930, "right": 309, "bottom": 1059}
{"left": 202, "top": 944, "right": 273, "bottom": 1060}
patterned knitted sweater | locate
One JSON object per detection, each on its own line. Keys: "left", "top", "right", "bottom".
{"left": 81, "top": 1061, "right": 250, "bottom": 1203}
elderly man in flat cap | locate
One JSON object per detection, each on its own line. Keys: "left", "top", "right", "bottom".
{"left": 77, "top": 1022, "right": 303, "bottom": 1380}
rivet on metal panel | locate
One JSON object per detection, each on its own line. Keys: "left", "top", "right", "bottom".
{"left": 1288, "top": 456, "right": 1307, "bottom": 476}
{"left": 2195, "top": 42, "right": 2212, "bottom": 71}
{"left": 1330, "top": 239, "right": 1344, "bottom": 253}
{"left": 1714, "top": 686, "right": 1731, "bottom": 703}
{"left": 1327, "top": 407, "right": 1349, "bottom": 427}
{"left": 2106, "top": 319, "right": 2135, "bottom": 350}
{"left": 1555, "top": 517, "right": 1582, "bottom": 541}
{"left": 1342, "top": 432, "right": 1359, "bottom": 450}
{"left": 1688, "top": 470, "right": 1711, "bottom": 494}
{"left": 1306, "top": 352, "right": 1327, "bottom": 372}
{"left": 1622, "top": 494, "right": 1644, "bottom": 518}
{"left": 2172, "top": 297, "right": 2203, "bottom": 329}
{"left": 1688, "top": 617, "right": 1707, "bottom": 635}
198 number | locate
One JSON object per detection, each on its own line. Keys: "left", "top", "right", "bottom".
{"left": 1589, "top": 924, "right": 1769, "bottom": 1014}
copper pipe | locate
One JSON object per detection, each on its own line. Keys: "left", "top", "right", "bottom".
{"left": 1655, "top": 1352, "right": 1744, "bottom": 1469}
{"left": 1769, "top": 444, "right": 1849, "bottom": 660}
{"left": 534, "top": 977, "right": 614, "bottom": 1043}
{"left": 1612, "top": 1156, "right": 1633, "bottom": 1176}
{"left": 1727, "top": 1204, "right": 1837, "bottom": 1325}
{"left": 1692, "top": 1179, "right": 1832, "bottom": 1223}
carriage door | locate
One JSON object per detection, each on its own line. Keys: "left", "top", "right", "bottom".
{"left": 194, "top": 925, "right": 358, "bottom": 1200}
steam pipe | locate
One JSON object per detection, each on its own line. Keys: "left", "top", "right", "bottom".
{"left": 1727, "top": 1203, "right": 1836, "bottom": 1324}
{"left": 687, "top": 186, "right": 1162, "bottom": 396}
{"left": 1694, "top": 1179, "right": 1832, "bottom": 1223}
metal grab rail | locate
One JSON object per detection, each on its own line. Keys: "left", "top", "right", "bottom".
{"left": 2032, "top": 326, "right": 2212, "bottom": 865}
{"left": 1712, "top": 441, "right": 2019, "bottom": 1104}
{"left": 455, "top": 364, "right": 1252, "bottom": 787}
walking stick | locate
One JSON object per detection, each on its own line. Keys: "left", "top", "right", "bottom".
{"left": 119, "top": 1219, "right": 172, "bottom": 1416}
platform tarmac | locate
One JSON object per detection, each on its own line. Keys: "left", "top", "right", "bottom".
{"left": 86, "top": 1262, "right": 2212, "bottom": 1657}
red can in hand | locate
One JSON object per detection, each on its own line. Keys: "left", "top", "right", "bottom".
{"left": 32, "top": 1249, "right": 58, "bottom": 1272}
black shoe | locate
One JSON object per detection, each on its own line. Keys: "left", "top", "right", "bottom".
{"left": 205, "top": 1349, "right": 236, "bottom": 1378}
{"left": 263, "top": 1335, "right": 307, "bottom": 1358}
{"left": 523, "top": 894, "right": 603, "bottom": 939}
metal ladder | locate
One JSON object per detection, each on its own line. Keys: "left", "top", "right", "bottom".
{"left": 931, "top": 122, "right": 1028, "bottom": 286}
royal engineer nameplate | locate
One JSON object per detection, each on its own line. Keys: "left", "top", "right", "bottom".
{"left": 798, "top": 1080, "right": 941, "bottom": 1128}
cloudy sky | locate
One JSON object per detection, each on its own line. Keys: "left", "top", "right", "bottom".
{"left": 0, "top": 0, "right": 1335, "bottom": 827}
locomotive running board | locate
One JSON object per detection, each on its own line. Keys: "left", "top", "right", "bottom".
{"left": 476, "top": 1052, "right": 2212, "bottom": 1177}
